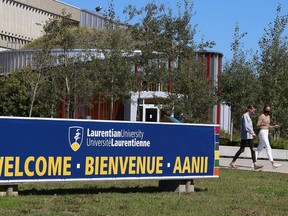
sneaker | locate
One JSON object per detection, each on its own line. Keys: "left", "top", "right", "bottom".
{"left": 229, "top": 162, "right": 237, "bottom": 168}
{"left": 254, "top": 164, "right": 263, "bottom": 170}
{"left": 272, "top": 163, "right": 281, "bottom": 169}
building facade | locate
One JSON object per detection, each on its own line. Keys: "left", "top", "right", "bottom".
{"left": 0, "top": 0, "right": 80, "bottom": 51}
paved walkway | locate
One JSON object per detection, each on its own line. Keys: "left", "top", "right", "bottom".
{"left": 220, "top": 157, "right": 288, "bottom": 174}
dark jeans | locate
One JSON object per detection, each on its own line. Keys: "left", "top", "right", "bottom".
{"left": 232, "top": 139, "right": 256, "bottom": 163}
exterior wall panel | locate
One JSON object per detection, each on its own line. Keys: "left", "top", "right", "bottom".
{"left": 0, "top": 0, "right": 80, "bottom": 50}
{"left": 80, "top": 10, "right": 105, "bottom": 29}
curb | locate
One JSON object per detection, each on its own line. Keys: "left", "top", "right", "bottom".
{"left": 220, "top": 145, "right": 288, "bottom": 161}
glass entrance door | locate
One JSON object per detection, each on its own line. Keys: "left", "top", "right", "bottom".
{"left": 145, "top": 108, "right": 158, "bottom": 122}
{"left": 141, "top": 104, "right": 160, "bottom": 122}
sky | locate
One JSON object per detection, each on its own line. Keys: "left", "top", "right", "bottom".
{"left": 59, "top": 0, "right": 288, "bottom": 61}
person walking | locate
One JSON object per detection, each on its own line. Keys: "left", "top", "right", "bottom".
{"left": 229, "top": 105, "right": 263, "bottom": 170}
{"left": 255, "top": 105, "right": 281, "bottom": 169}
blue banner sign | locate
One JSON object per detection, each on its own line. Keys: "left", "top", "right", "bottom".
{"left": 0, "top": 117, "right": 220, "bottom": 183}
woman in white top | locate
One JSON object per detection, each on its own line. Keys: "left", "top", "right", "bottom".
{"left": 256, "top": 105, "right": 281, "bottom": 169}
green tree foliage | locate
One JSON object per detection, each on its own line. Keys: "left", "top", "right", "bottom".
{"left": 0, "top": 66, "right": 56, "bottom": 117}
{"left": 21, "top": 4, "right": 136, "bottom": 119}
{"left": 125, "top": 0, "right": 217, "bottom": 123}
{"left": 27, "top": 50, "right": 55, "bottom": 117}
{"left": 166, "top": 1, "right": 217, "bottom": 123}
{"left": 220, "top": 4, "right": 288, "bottom": 139}
{"left": 93, "top": 2, "right": 136, "bottom": 119}
{"left": 220, "top": 23, "right": 259, "bottom": 130}
{"left": 0, "top": 71, "right": 30, "bottom": 116}
{"left": 25, "top": 27, "right": 103, "bottom": 50}
{"left": 257, "top": 5, "right": 288, "bottom": 137}
{"left": 168, "top": 51, "right": 217, "bottom": 123}
{"left": 40, "top": 10, "right": 101, "bottom": 118}
{"left": 42, "top": 9, "right": 77, "bottom": 50}
{"left": 128, "top": 1, "right": 171, "bottom": 91}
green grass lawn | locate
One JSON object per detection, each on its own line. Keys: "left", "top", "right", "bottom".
{"left": 0, "top": 169, "right": 287, "bottom": 216}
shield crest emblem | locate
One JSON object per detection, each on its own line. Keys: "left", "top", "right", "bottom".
{"left": 68, "top": 126, "right": 84, "bottom": 152}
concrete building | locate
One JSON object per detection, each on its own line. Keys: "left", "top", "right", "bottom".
{"left": 0, "top": 0, "right": 81, "bottom": 51}
{"left": 0, "top": 0, "right": 112, "bottom": 51}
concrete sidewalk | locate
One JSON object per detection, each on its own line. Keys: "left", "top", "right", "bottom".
{"left": 220, "top": 146, "right": 288, "bottom": 161}
{"left": 220, "top": 157, "right": 288, "bottom": 174}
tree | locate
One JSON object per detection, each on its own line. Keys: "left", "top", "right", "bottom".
{"left": 126, "top": 1, "right": 173, "bottom": 120}
{"left": 24, "top": 5, "right": 136, "bottom": 119}
{"left": 40, "top": 9, "right": 98, "bottom": 118}
{"left": 128, "top": 1, "right": 171, "bottom": 88}
{"left": 167, "top": 52, "right": 217, "bottom": 123}
{"left": 42, "top": 9, "right": 77, "bottom": 51}
{"left": 27, "top": 50, "right": 55, "bottom": 117}
{"left": 257, "top": 4, "right": 288, "bottom": 137}
{"left": 0, "top": 64, "right": 60, "bottom": 118}
{"left": 0, "top": 71, "right": 30, "bottom": 116}
{"left": 167, "top": 1, "right": 217, "bottom": 123}
{"left": 125, "top": 0, "right": 217, "bottom": 123}
{"left": 94, "top": 1, "right": 135, "bottom": 120}
{"left": 220, "top": 23, "right": 259, "bottom": 134}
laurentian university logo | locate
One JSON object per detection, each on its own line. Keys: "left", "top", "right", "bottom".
{"left": 68, "top": 126, "right": 84, "bottom": 152}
